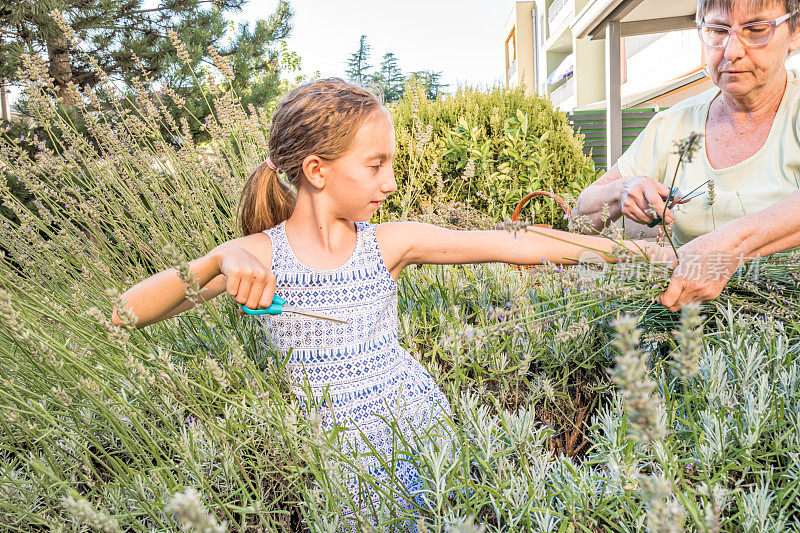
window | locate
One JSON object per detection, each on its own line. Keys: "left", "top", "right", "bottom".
{"left": 505, "top": 28, "right": 518, "bottom": 84}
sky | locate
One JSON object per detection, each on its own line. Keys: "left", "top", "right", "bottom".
{"left": 232, "top": 0, "right": 514, "bottom": 90}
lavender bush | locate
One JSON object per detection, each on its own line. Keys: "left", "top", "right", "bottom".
{"left": 2, "top": 21, "right": 800, "bottom": 531}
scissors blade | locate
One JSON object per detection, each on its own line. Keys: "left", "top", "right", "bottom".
{"left": 679, "top": 179, "right": 711, "bottom": 200}
{"left": 280, "top": 305, "right": 348, "bottom": 324}
{"left": 666, "top": 179, "right": 710, "bottom": 208}
{"left": 681, "top": 189, "right": 708, "bottom": 202}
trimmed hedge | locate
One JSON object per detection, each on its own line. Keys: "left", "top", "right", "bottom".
{"left": 388, "top": 84, "right": 599, "bottom": 229}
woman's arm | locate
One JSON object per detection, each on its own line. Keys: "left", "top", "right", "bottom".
{"left": 735, "top": 189, "right": 800, "bottom": 257}
{"left": 376, "top": 222, "right": 656, "bottom": 279}
{"left": 660, "top": 189, "right": 800, "bottom": 311}
{"left": 574, "top": 164, "right": 627, "bottom": 230}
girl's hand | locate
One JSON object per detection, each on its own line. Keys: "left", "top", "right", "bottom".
{"left": 215, "top": 245, "right": 276, "bottom": 313}
{"left": 643, "top": 242, "right": 678, "bottom": 266}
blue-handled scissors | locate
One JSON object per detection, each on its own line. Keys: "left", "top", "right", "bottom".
{"left": 647, "top": 179, "right": 711, "bottom": 228}
{"left": 241, "top": 296, "right": 347, "bottom": 324}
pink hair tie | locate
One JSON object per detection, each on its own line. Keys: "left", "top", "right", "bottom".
{"left": 265, "top": 156, "right": 280, "bottom": 173}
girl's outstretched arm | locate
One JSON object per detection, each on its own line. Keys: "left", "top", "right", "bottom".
{"left": 111, "top": 233, "right": 275, "bottom": 328}
{"left": 376, "top": 222, "right": 658, "bottom": 278}
{"left": 111, "top": 255, "right": 227, "bottom": 329}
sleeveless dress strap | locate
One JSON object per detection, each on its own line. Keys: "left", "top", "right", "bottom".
{"left": 262, "top": 221, "right": 289, "bottom": 273}
{"left": 357, "top": 222, "right": 394, "bottom": 284}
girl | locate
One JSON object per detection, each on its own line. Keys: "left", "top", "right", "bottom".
{"left": 114, "top": 78, "right": 659, "bottom": 522}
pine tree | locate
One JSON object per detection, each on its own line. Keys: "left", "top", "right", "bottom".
{"left": 409, "top": 70, "right": 446, "bottom": 100}
{"left": 346, "top": 34, "right": 371, "bottom": 86}
{"left": 376, "top": 52, "right": 404, "bottom": 103}
{"left": 0, "top": 0, "right": 292, "bottom": 111}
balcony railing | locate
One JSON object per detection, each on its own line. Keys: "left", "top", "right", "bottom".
{"left": 548, "top": 0, "right": 570, "bottom": 28}
{"left": 550, "top": 76, "right": 574, "bottom": 109}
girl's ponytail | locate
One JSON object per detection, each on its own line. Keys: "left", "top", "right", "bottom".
{"left": 237, "top": 159, "right": 296, "bottom": 236}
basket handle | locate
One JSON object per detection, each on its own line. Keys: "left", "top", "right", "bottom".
{"left": 509, "top": 191, "right": 573, "bottom": 274}
{"left": 511, "top": 191, "right": 571, "bottom": 223}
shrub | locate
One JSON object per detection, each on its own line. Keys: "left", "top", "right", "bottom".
{"left": 387, "top": 83, "right": 599, "bottom": 228}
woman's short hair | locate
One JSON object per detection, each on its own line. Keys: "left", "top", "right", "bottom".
{"left": 696, "top": 0, "right": 800, "bottom": 31}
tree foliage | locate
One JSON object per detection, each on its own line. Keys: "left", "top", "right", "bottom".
{"left": 375, "top": 52, "right": 404, "bottom": 103}
{"left": 345, "top": 34, "right": 371, "bottom": 86}
{"left": 408, "top": 70, "right": 446, "bottom": 100}
{"left": 0, "top": 0, "right": 292, "bottom": 121}
{"left": 344, "top": 36, "right": 443, "bottom": 104}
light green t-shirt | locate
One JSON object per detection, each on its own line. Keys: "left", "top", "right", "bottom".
{"left": 616, "top": 69, "right": 800, "bottom": 247}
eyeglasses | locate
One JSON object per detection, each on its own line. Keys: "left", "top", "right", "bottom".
{"left": 697, "top": 11, "right": 797, "bottom": 47}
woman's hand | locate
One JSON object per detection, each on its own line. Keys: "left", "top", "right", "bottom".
{"left": 215, "top": 245, "right": 276, "bottom": 313}
{"left": 619, "top": 176, "right": 676, "bottom": 225}
{"left": 659, "top": 232, "right": 743, "bottom": 312}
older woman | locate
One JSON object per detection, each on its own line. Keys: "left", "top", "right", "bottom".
{"left": 575, "top": 0, "right": 800, "bottom": 311}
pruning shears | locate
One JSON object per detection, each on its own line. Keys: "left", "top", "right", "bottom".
{"left": 647, "top": 179, "right": 711, "bottom": 228}
{"left": 241, "top": 296, "right": 347, "bottom": 324}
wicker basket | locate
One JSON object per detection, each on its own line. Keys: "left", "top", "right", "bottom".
{"left": 510, "top": 191, "right": 573, "bottom": 273}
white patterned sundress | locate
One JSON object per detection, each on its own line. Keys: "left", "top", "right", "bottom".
{"left": 260, "top": 221, "right": 452, "bottom": 518}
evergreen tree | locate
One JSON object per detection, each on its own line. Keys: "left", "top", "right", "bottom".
{"left": 0, "top": 0, "right": 292, "bottom": 111}
{"left": 346, "top": 34, "right": 371, "bottom": 86}
{"left": 376, "top": 52, "right": 404, "bottom": 103}
{"left": 409, "top": 70, "right": 446, "bottom": 100}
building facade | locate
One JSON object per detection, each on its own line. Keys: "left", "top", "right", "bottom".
{"left": 505, "top": 0, "right": 707, "bottom": 167}
{"left": 505, "top": 0, "right": 716, "bottom": 113}
{"left": 506, "top": 0, "right": 800, "bottom": 167}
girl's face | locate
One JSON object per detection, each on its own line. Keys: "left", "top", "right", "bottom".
{"left": 325, "top": 109, "right": 397, "bottom": 221}
{"left": 704, "top": 2, "right": 800, "bottom": 101}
